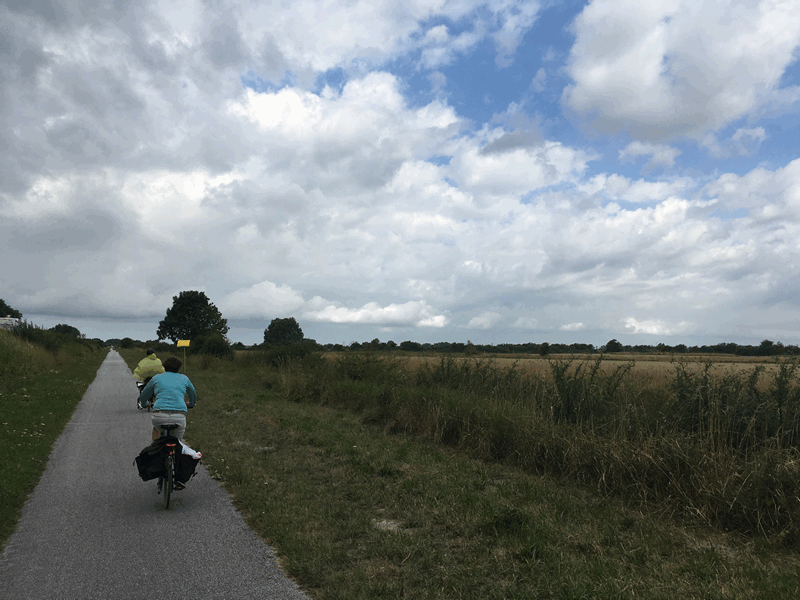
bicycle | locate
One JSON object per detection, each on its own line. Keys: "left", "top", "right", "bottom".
{"left": 157, "top": 424, "right": 182, "bottom": 509}
{"left": 136, "top": 377, "right": 153, "bottom": 412}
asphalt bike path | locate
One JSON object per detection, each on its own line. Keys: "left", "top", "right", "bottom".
{"left": 0, "top": 350, "right": 309, "bottom": 600}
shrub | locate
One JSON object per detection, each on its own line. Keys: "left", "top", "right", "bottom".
{"left": 192, "top": 331, "right": 235, "bottom": 360}
{"left": 259, "top": 339, "right": 321, "bottom": 367}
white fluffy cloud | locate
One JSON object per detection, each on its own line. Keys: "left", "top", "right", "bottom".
{"left": 624, "top": 317, "right": 692, "bottom": 336}
{"left": 619, "top": 141, "right": 681, "bottom": 169}
{"left": 468, "top": 311, "right": 503, "bottom": 329}
{"left": 304, "top": 300, "right": 448, "bottom": 327}
{"left": 218, "top": 281, "right": 306, "bottom": 319}
{"left": 564, "top": 0, "right": 800, "bottom": 140}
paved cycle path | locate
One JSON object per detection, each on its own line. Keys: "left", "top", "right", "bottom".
{"left": 0, "top": 350, "right": 309, "bottom": 600}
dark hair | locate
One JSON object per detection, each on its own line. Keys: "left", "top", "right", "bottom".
{"left": 162, "top": 357, "right": 182, "bottom": 372}
{"left": 146, "top": 348, "right": 155, "bottom": 356}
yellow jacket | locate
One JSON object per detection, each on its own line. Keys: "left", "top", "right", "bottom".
{"left": 133, "top": 355, "right": 165, "bottom": 381}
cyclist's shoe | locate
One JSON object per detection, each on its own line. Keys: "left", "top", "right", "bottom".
{"left": 174, "top": 481, "right": 185, "bottom": 491}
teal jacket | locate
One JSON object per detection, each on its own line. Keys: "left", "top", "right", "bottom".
{"left": 139, "top": 372, "right": 197, "bottom": 412}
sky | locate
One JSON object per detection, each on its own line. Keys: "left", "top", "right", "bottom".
{"left": 2, "top": 0, "right": 800, "bottom": 348}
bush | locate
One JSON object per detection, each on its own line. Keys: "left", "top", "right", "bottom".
{"left": 192, "top": 331, "right": 234, "bottom": 360}
{"left": 10, "top": 321, "right": 100, "bottom": 356}
{"left": 260, "top": 339, "right": 321, "bottom": 367}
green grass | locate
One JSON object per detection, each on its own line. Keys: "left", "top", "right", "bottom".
{"left": 118, "top": 349, "right": 800, "bottom": 599}
{"left": 0, "top": 330, "right": 107, "bottom": 549}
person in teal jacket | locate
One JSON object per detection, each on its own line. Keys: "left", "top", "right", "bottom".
{"left": 139, "top": 356, "right": 197, "bottom": 442}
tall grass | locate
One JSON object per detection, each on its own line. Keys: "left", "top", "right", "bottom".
{"left": 237, "top": 350, "right": 800, "bottom": 546}
{"left": 0, "top": 328, "right": 107, "bottom": 549}
{"left": 0, "top": 330, "right": 56, "bottom": 391}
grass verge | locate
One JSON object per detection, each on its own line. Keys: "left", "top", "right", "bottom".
{"left": 0, "top": 331, "right": 107, "bottom": 549}
{"left": 118, "top": 349, "right": 800, "bottom": 599}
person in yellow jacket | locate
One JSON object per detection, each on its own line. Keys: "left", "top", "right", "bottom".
{"left": 134, "top": 348, "right": 165, "bottom": 410}
{"left": 134, "top": 348, "right": 165, "bottom": 381}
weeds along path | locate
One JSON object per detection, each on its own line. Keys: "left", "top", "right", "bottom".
{"left": 0, "top": 350, "right": 308, "bottom": 600}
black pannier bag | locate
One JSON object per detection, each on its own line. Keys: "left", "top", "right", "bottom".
{"left": 175, "top": 450, "right": 201, "bottom": 484}
{"left": 134, "top": 437, "right": 170, "bottom": 481}
{"left": 134, "top": 437, "right": 201, "bottom": 483}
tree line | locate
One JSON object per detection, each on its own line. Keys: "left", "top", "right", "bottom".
{"left": 325, "top": 338, "right": 800, "bottom": 356}
{"left": 3, "top": 295, "right": 799, "bottom": 357}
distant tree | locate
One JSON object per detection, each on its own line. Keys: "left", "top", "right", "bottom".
{"left": 758, "top": 339, "right": 778, "bottom": 356}
{"left": 157, "top": 291, "right": 228, "bottom": 344}
{"left": 263, "top": 317, "right": 304, "bottom": 346}
{"left": 51, "top": 323, "right": 81, "bottom": 338}
{"left": 399, "top": 340, "right": 422, "bottom": 352}
{"left": 0, "top": 299, "right": 22, "bottom": 318}
{"left": 604, "top": 339, "right": 624, "bottom": 353}
{"left": 539, "top": 342, "right": 550, "bottom": 357}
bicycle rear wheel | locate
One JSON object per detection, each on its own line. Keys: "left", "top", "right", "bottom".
{"left": 164, "top": 453, "right": 174, "bottom": 508}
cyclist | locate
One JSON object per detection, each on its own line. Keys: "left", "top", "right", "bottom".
{"left": 133, "top": 348, "right": 165, "bottom": 403}
{"left": 138, "top": 356, "right": 197, "bottom": 442}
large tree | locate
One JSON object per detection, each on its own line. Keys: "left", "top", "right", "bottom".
{"left": 263, "top": 317, "right": 304, "bottom": 346}
{"left": 0, "top": 299, "right": 22, "bottom": 318}
{"left": 157, "top": 291, "right": 229, "bottom": 343}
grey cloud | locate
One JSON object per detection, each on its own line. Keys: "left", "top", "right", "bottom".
{"left": 479, "top": 130, "right": 543, "bottom": 155}
{"left": 203, "top": 12, "right": 248, "bottom": 69}
{"left": 2, "top": 0, "right": 76, "bottom": 24}
{"left": 8, "top": 210, "right": 122, "bottom": 253}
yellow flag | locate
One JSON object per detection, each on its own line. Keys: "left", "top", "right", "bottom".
{"left": 177, "top": 340, "right": 190, "bottom": 347}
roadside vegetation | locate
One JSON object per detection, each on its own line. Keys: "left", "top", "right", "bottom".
{"left": 0, "top": 325, "right": 107, "bottom": 549}
{"left": 116, "top": 345, "right": 800, "bottom": 599}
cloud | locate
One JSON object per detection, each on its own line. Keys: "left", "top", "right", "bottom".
{"left": 3, "top": 0, "right": 800, "bottom": 349}
{"left": 623, "top": 317, "right": 692, "bottom": 336}
{"left": 703, "top": 156, "right": 800, "bottom": 216}
{"left": 564, "top": 0, "right": 800, "bottom": 140}
{"left": 453, "top": 136, "right": 593, "bottom": 194}
{"left": 531, "top": 68, "right": 547, "bottom": 93}
{"left": 578, "top": 173, "right": 693, "bottom": 204}
{"left": 491, "top": 0, "right": 542, "bottom": 67}
{"left": 619, "top": 141, "right": 681, "bottom": 169}
{"left": 468, "top": 311, "right": 503, "bottom": 329}
{"left": 513, "top": 317, "right": 538, "bottom": 329}
{"left": 218, "top": 281, "right": 306, "bottom": 319}
{"left": 702, "top": 127, "right": 768, "bottom": 159}
{"left": 303, "top": 300, "right": 448, "bottom": 327}
{"left": 227, "top": 72, "right": 461, "bottom": 192}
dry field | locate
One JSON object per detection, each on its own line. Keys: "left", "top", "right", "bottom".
{"left": 330, "top": 351, "right": 786, "bottom": 382}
